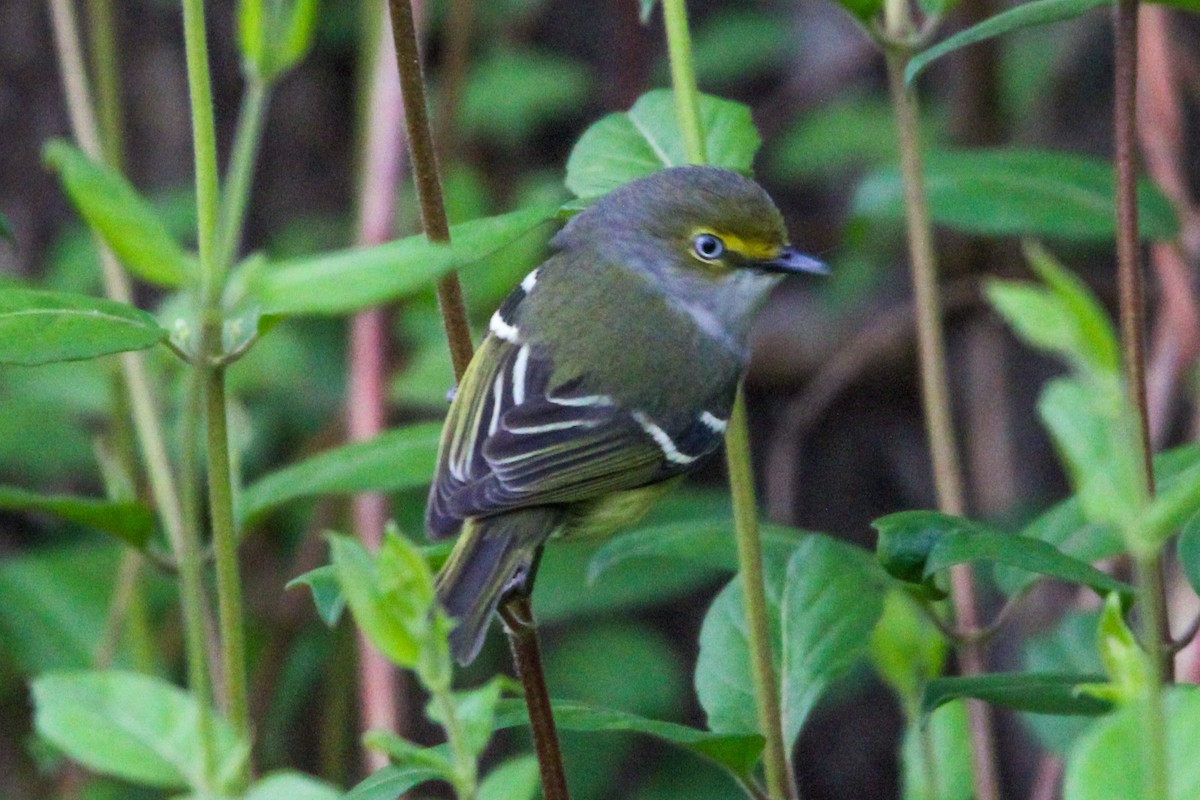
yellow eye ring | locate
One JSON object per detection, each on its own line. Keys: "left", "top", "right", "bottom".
{"left": 692, "top": 233, "right": 725, "bottom": 261}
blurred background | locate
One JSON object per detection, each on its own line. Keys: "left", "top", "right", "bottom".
{"left": 2, "top": 0, "right": 1199, "bottom": 798}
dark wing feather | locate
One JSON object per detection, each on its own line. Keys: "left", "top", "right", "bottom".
{"left": 426, "top": 332, "right": 726, "bottom": 538}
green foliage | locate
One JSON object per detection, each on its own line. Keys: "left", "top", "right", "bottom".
{"left": 237, "top": 0, "right": 319, "bottom": 81}
{"left": 492, "top": 699, "right": 766, "bottom": 779}
{"left": 854, "top": 148, "right": 1179, "bottom": 241}
{"left": 285, "top": 565, "right": 345, "bottom": 626}
{"left": 477, "top": 756, "right": 540, "bottom": 800}
{"left": 250, "top": 205, "right": 557, "bottom": 315}
{"left": 0, "top": 487, "right": 154, "bottom": 549}
{"left": 343, "top": 764, "right": 443, "bottom": 800}
{"left": 688, "top": 9, "right": 793, "bottom": 86}
{"left": 923, "top": 673, "right": 1111, "bottom": 717}
{"left": 1020, "top": 612, "right": 1106, "bottom": 753}
{"left": 0, "top": 212, "right": 12, "bottom": 244}
{"left": 901, "top": 700, "right": 974, "bottom": 800}
{"left": 0, "top": 289, "right": 165, "bottom": 365}
{"left": 566, "top": 90, "right": 760, "bottom": 200}
{"left": 870, "top": 589, "right": 948, "bottom": 714}
{"left": 1178, "top": 513, "right": 1200, "bottom": 596}
{"left": 32, "top": 670, "right": 248, "bottom": 793}
{"left": 695, "top": 535, "right": 884, "bottom": 749}
{"left": 1063, "top": 688, "right": 1200, "bottom": 800}
{"left": 239, "top": 422, "right": 441, "bottom": 523}
{"left": 43, "top": 141, "right": 193, "bottom": 286}
{"left": 873, "top": 510, "right": 1135, "bottom": 602}
{"left": 241, "top": 771, "right": 341, "bottom": 800}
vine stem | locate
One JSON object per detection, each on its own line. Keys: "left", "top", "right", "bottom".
{"left": 881, "top": 5, "right": 999, "bottom": 796}
{"left": 384, "top": 0, "right": 569, "bottom": 796}
{"left": 216, "top": 77, "right": 269, "bottom": 274}
{"left": 47, "top": 0, "right": 214, "bottom": 779}
{"left": 662, "top": 1, "right": 794, "bottom": 798}
{"left": 1114, "top": 1, "right": 1169, "bottom": 797}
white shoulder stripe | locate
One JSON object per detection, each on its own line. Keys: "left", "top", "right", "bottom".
{"left": 512, "top": 345, "right": 531, "bottom": 406}
{"left": 699, "top": 411, "right": 728, "bottom": 433}
{"left": 521, "top": 269, "right": 539, "bottom": 293}
{"left": 632, "top": 411, "right": 697, "bottom": 466}
{"left": 489, "top": 309, "right": 520, "bottom": 342}
{"left": 548, "top": 393, "right": 613, "bottom": 407}
{"left": 506, "top": 419, "right": 596, "bottom": 435}
{"left": 487, "top": 371, "right": 505, "bottom": 436}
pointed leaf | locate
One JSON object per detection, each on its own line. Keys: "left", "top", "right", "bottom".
{"left": 873, "top": 510, "right": 1135, "bottom": 602}
{"left": 0, "top": 486, "right": 154, "bottom": 548}
{"left": 32, "top": 670, "right": 246, "bottom": 792}
{"left": 239, "top": 422, "right": 442, "bottom": 523}
{"left": 696, "top": 535, "right": 884, "bottom": 748}
{"left": 344, "top": 765, "right": 442, "bottom": 800}
{"left": 1022, "top": 611, "right": 1105, "bottom": 754}
{"left": 0, "top": 289, "right": 165, "bottom": 365}
{"left": 360, "top": 732, "right": 455, "bottom": 780}
{"left": 286, "top": 565, "right": 346, "bottom": 626}
{"left": 906, "top": 0, "right": 1108, "bottom": 85}
{"left": 901, "top": 700, "right": 974, "bottom": 800}
{"left": 43, "top": 141, "right": 192, "bottom": 286}
{"left": 492, "top": 698, "right": 765, "bottom": 779}
{"left": 566, "top": 89, "right": 760, "bottom": 199}
{"left": 1178, "top": 512, "right": 1200, "bottom": 596}
{"left": 251, "top": 206, "right": 556, "bottom": 316}
{"left": 853, "top": 148, "right": 1178, "bottom": 241}
{"left": 923, "top": 673, "right": 1112, "bottom": 717}
{"left": 1063, "top": 687, "right": 1200, "bottom": 800}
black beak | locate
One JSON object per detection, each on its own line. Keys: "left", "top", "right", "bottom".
{"left": 762, "top": 246, "right": 829, "bottom": 276}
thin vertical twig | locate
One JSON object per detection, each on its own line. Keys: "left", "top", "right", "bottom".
{"left": 349, "top": 12, "right": 408, "bottom": 774}
{"left": 384, "top": 0, "right": 569, "bottom": 796}
{"left": 880, "top": 0, "right": 999, "bottom": 791}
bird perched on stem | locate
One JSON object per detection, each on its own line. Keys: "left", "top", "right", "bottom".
{"left": 428, "top": 166, "right": 826, "bottom": 664}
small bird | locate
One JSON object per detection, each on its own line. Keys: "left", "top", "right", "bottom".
{"left": 427, "top": 166, "right": 826, "bottom": 663}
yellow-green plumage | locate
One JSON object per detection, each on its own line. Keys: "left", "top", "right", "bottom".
{"left": 428, "top": 166, "right": 825, "bottom": 664}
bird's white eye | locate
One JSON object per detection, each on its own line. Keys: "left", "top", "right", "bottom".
{"left": 692, "top": 233, "right": 725, "bottom": 261}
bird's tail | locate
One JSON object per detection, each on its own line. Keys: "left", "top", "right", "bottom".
{"left": 435, "top": 508, "right": 563, "bottom": 665}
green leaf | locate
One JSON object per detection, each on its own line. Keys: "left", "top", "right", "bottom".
{"left": 688, "top": 9, "right": 794, "bottom": 86}
{"left": 275, "top": 0, "right": 319, "bottom": 75}
{"left": 638, "top": 0, "right": 657, "bottom": 23}
{"left": 901, "top": 700, "right": 974, "bottom": 800}
{"left": 906, "top": 0, "right": 1108, "bottom": 85}
{"left": 873, "top": 510, "right": 1135, "bottom": 602}
{"left": 836, "top": 0, "right": 886, "bottom": 22}
{"left": 588, "top": 516, "right": 807, "bottom": 580}
{"left": 923, "top": 673, "right": 1112, "bottom": 717}
{"left": 566, "top": 89, "right": 761, "bottom": 199}
{"left": 43, "top": 140, "right": 192, "bottom": 286}
{"left": 1038, "top": 378, "right": 1149, "bottom": 544}
{"left": 1063, "top": 687, "right": 1200, "bottom": 800}
{"left": 361, "top": 732, "right": 454, "bottom": 780}
{"left": 244, "top": 771, "right": 341, "bottom": 800}
{"left": 328, "top": 531, "right": 441, "bottom": 670}
{"left": 251, "top": 206, "right": 556, "bottom": 316}
{"left": 492, "top": 699, "right": 765, "bottom": 779}
{"left": 238, "top": 0, "right": 318, "bottom": 80}
{"left": 32, "top": 670, "right": 247, "bottom": 792}
{"left": 478, "top": 756, "right": 539, "bottom": 800}
{"left": 239, "top": 422, "right": 441, "bottom": 523}
{"left": 0, "top": 486, "right": 154, "bottom": 548}
{"left": 696, "top": 535, "right": 884, "bottom": 748}
{"left": 427, "top": 679, "right": 503, "bottom": 759}
{"left": 343, "top": 765, "right": 442, "bottom": 800}
{"left": 0, "top": 289, "right": 166, "bottom": 365}
{"left": 1178, "top": 512, "right": 1200, "bottom": 596}
{"left": 853, "top": 148, "right": 1178, "bottom": 241}
{"left": 986, "top": 242, "right": 1120, "bottom": 379}
{"left": 286, "top": 565, "right": 346, "bottom": 626}
{"left": 870, "top": 589, "right": 948, "bottom": 711}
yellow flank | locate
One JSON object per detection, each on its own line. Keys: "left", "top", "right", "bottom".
{"left": 559, "top": 477, "right": 683, "bottom": 540}
{"left": 692, "top": 227, "right": 783, "bottom": 261}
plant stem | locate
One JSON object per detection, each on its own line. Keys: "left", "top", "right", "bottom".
{"left": 499, "top": 597, "right": 570, "bottom": 800}
{"left": 205, "top": 366, "right": 251, "bottom": 773}
{"left": 349, "top": 11, "right": 407, "bottom": 774}
{"left": 727, "top": 394, "right": 799, "bottom": 800}
{"left": 84, "top": 0, "right": 123, "bottom": 169}
{"left": 1114, "top": 0, "right": 1172, "bottom": 681}
{"left": 217, "top": 77, "right": 270, "bottom": 273}
{"left": 661, "top": 2, "right": 794, "bottom": 797}
{"left": 882, "top": 30, "right": 1000, "bottom": 800}
{"left": 661, "top": 0, "right": 706, "bottom": 165}
{"left": 180, "top": 0, "right": 222, "bottom": 295}
{"left": 1135, "top": 554, "right": 1169, "bottom": 800}
{"left": 386, "top": 0, "right": 474, "bottom": 378}
{"left": 431, "top": 683, "right": 479, "bottom": 800}
{"left": 49, "top": 0, "right": 215, "bottom": 779}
